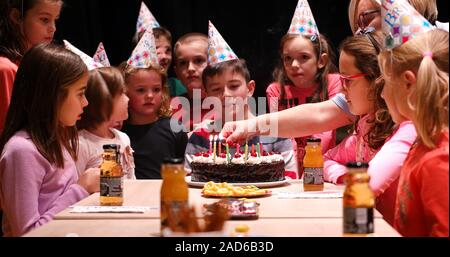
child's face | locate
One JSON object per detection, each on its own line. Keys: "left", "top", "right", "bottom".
{"left": 21, "top": 0, "right": 62, "bottom": 50}
{"left": 282, "top": 36, "right": 323, "bottom": 88}
{"left": 110, "top": 92, "right": 130, "bottom": 125}
{"left": 339, "top": 50, "right": 374, "bottom": 116}
{"left": 381, "top": 72, "right": 411, "bottom": 123}
{"left": 174, "top": 41, "right": 208, "bottom": 95}
{"left": 126, "top": 69, "right": 163, "bottom": 118}
{"left": 204, "top": 69, "right": 255, "bottom": 120}
{"left": 355, "top": 0, "right": 381, "bottom": 33}
{"left": 155, "top": 35, "right": 172, "bottom": 73}
{"left": 59, "top": 73, "right": 89, "bottom": 127}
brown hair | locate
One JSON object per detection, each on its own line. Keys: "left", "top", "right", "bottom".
{"left": 0, "top": 0, "right": 62, "bottom": 62}
{"left": 379, "top": 29, "right": 448, "bottom": 148}
{"left": 272, "top": 33, "right": 338, "bottom": 104}
{"left": 340, "top": 31, "right": 396, "bottom": 151}
{"left": 120, "top": 62, "right": 172, "bottom": 118}
{"left": 132, "top": 26, "right": 172, "bottom": 49}
{"left": 77, "top": 67, "right": 126, "bottom": 130}
{"left": 0, "top": 43, "right": 87, "bottom": 167}
{"left": 202, "top": 59, "right": 251, "bottom": 88}
{"left": 173, "top": 33, "right": 208, "bottom": 61}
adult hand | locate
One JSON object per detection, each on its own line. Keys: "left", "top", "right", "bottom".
{"left": 77, "top": 168, "right": 100, "bottom": 194}
{"left": 220, "top": 119, "right": 258, "bottom": 145}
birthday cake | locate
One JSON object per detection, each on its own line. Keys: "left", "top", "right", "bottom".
{"left": 191, "top": 151, "right": 285, "bottom": 183}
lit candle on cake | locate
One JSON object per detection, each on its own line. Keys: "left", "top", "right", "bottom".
{"left": 209, "top": 135, "right": 213, "bottom": 153}
{"left": 256, "top": 143, "right": 261, "bottom": 157}
{"left": 259, "top": 142, "right": 263, "bottom": 156}
{"left": 251, "top": 144, "right": 255, "bottom": 155}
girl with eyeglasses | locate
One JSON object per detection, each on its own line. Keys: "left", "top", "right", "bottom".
{"left": 348, "top": 0, "right": 445, "bottom": 35}
{"left": 324, "top": 31, "right": 418, "bottom": 227}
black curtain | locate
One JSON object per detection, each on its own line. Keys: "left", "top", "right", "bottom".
{"left": 54, "top": 0, "right": 449, "bottom": 99}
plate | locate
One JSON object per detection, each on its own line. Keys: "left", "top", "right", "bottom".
{"left": 185, "top": 176, "right": 292, "bottom": 188}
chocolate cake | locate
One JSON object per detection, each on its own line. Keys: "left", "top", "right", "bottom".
{"left": 191, "top": 152, "right": 285, "bottom": 183}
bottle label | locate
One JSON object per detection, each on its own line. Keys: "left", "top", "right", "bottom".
{"left": 100, "top": 177, "right": 123, "bottom": 197}
{"left": 343, "top": 207, "right": 374, "bottom": 234}
{"left": 303, "top": 168, "right": 324, "bottom": 185}
{"left": 160, "top": 200, "right": 189, "bottom": 233}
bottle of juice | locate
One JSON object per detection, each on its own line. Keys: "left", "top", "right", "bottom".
{"left": 343, "top": 162, "right": 374, "bottom": 236}
{"left": 160, "top": 158, "right": 188, "bottom": 235}
{"left": 303, "top": 138, "right": 324, "bottom": 191}
{"left": 100, "top": 144, "right": 123, "bottom": 206}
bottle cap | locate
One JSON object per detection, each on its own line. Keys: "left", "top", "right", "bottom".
{"left": 103, "top": 144, "right": 119, "bottom": 150}
{"left": 163, "top": 158, "right": 184, "bottom": 164}
{"left": 346, "top": 162, "right": 369, "bottom": 168}
{"left": 306, "top": 138, "right": 321, "bottom": 143}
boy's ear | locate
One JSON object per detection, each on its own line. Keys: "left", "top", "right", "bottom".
{"left": 9, "top": 8, "right": 22, "bottom": 25}
{"left": 247, "top": 80, "right": 256, "bottom": 97}
{"left": 317, "top": 53, "right": 328, "bottom": 69}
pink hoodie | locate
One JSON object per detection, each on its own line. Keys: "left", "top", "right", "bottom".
{"left": 324, "top": 116, "right": 417, "bottom": 225}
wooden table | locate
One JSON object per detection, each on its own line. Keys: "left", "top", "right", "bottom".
{"left": 24, "top": 218, "right": 399, "bottom": 237}
{"left": 54, "top": 179, "right": 381, "bottom": 220}
{"left": 24, "top": 179, "right": 399, "bottom": 237}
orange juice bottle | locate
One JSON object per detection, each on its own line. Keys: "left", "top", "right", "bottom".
{"left": 160, "top": 158, "right": 188, "bottom": 235}
{"left": 343, "top": 162, "right": 374, "bottom": 236}
{"left": 303, "top": 138, "right": 324, "bottom": 191}
{"left": 100, "top": 144, "right": 123, "bottom": 206}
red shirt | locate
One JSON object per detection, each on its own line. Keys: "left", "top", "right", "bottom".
{"left": 394, "top": 131, "right": 449, "bottom": 237}
{"left": 0, "top": 57, "right": 18, "bottom": 134}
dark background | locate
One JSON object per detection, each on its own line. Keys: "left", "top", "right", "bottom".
{"left": 54, "top": 0, "right": 449, "bottom": 98}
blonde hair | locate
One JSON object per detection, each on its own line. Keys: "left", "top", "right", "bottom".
{"left": 379, "top": 29, "right": 449, "bottom": 148}
{"left": 119, "top": 62, "right": 172, "bottom": 118}
{"left": 348, "top": 0, "right": 381, "bottom": 34}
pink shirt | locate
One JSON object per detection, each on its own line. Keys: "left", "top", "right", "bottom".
{"left": 324, "top": 119, "right": 417, "bottom": 225}
{"left": 0, "top": 57, "right": 18, "bottom": 134}
{"left": 0, "top": 131, "right": 89, "bottom": 236}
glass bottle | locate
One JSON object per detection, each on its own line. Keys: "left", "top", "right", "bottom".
{"left": 160, "top": 158, "right": 188, "bottom": 235}
{"left": 343, "top": 162, "right": 374, "bottom": 236}
{"left": 100, "top": 144, "right": 123, "bottom": 206}
{"left": 303, "top": 138, "right": 324, "bottom": 191}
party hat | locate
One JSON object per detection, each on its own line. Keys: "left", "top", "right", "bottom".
{"left": 207, "top": 21, "right": 238, "bottom": 65}
{"left": 93, "top": 42, "right": 111, "bottom": 67}
{"left": 63, "top": 40, "right": 103, "bottom": 70}
{"left": 381, "top": 0, "right": 434, "bottom": 50}
{"left": 127, "top": 29, "right": 159, "bottom": 68}
{"left": 287, "top": 0, "right": 319, "bottom": 37}
{"left": 136, "top": 2, "right": 160, "bottom": 34}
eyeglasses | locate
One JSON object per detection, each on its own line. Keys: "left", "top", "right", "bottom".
{"left": 357, "top": 9, "right": 381, "bottom": 31}
{"left": 339, "top": 73, "right": 368, "bottom": 90}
